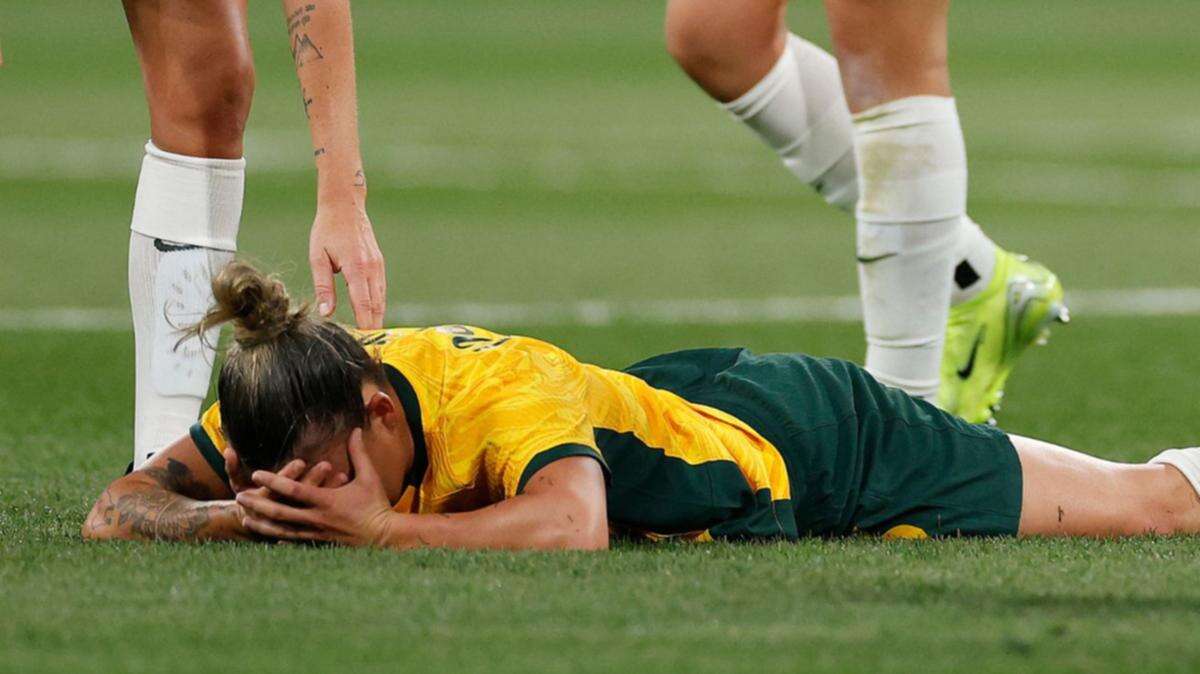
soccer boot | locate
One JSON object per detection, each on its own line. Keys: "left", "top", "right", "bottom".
{"left": 938, "top": 250, "right": 1070, "bottom": 424}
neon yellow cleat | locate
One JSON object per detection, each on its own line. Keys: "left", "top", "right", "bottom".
{"left": 939, "top": 250, "right": 1070, "bottom": 424}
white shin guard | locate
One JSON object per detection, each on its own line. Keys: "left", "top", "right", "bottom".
{"left": 854, "top": 97, "right": 967, "bottom": 402}
{"left": 129, "top": 142, "right": 243, "bottom": 467}
{"left": 722, "top": 34, "right": 858, "bottom": 212}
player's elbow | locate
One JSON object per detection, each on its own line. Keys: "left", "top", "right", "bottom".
{"left": 548, "top": 507, "right": 609, "bottom": 551}
{"left": 551, "top": 523, "right": 609, "bottom": 551}
{"left": 569, "top": 518, "right": 610, "bottom": 551}
{"left": 80, "top": 485, "right": 135, "bottom": 542}
{"left": 81, "top": 498, "right": 118, "bottom": 542}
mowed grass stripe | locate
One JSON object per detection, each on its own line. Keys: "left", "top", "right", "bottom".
{"left": 4, "top": 287, "right": 1200, "bottom": 331}
{"left": 4, "top": 135, "right": 1200, "bottom": 209}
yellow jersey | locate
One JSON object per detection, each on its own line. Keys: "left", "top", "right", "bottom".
{"left": 192, "top": 325, "right": 798, "bottom": 541}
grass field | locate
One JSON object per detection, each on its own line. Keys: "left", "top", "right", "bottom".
{"left": 3, "top": 1, "right": 1200, "bottom": 672}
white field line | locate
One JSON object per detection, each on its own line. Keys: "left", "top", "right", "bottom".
{"left": 4, "top": 287, "right": 1200, "bottom": 332}
{"left": 3, "top": 134, "right": 1199, "bottom": 208}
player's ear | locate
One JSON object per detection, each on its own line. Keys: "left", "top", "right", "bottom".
{"left": 364, "top": 390, "right": 397, "bottom": 423}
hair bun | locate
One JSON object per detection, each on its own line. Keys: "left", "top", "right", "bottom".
{"left": 193, "top": 261, "right": 307, "bottom": 347}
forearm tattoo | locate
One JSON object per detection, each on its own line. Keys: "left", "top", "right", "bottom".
{"left": 302, "top": 87, "right": 314, "bottom": 119}
{"left": 287, "top": 4, "right": 324, "bottom": 68}
{"left": 89, "top": 459, "right": 230, "bottom": 540}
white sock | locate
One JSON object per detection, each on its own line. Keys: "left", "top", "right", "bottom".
{"left": 854, "top": 96, "right": 967, "bottom": 402}
{"left": 722, "top": 34, "right": 857, "bottom": 212}
{"left": 721, "top": 36, "right": 996, "bottom": 314}
{"left": 1150, "top": 448, "right": 1200, "bottom": 498}
{"left": 129, "top": 142, "right": 243, "bottom": 467}
{"left": 950, "top": 216, "right": 999, "bottom": 306}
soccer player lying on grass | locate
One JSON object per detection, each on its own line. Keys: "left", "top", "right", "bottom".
{"left": 84, "top": 262, "right": 1200, "bottom": 548}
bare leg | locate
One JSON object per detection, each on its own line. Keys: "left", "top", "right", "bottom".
{"left": 1013, "top": 435, "right": 1200, "bottom": 537}
{"left": 822, "top": 0, "right": 950, "bottom": 113}
{"left": 665, "top": 0, "right": 860, "bottom": 212}
{"left": 665, "top": 0, "right": 788, "bottom": 103}
{"left": 122, "top": 0, "right": 255, "bottom": 157}
{"left": 122, "top": 0, "right": 252, "bottom": 464}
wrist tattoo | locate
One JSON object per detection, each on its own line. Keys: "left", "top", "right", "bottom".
{"left": 314, "top": 147, "right": 327, "bottom": 157}
{"left": 287, "top": 4, "right": 324, "bottom": 67}
{"left": 354, "top": 170, "right": 366, "bottom": 188}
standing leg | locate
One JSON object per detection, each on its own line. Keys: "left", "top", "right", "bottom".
{"left": 665, "top": 0, "right": 859, "bottom": 211}
{"left": 1014, "top": 436, "right": 1200, "bottom": 537}
{"left": 822, "top": 0, "right": 962, "bottom": 403}
{"left": 123, "top": 0, "right": 254, "bottom": 466}
{"left": 665, "top": 0, "right": 1065, "bottom": 414}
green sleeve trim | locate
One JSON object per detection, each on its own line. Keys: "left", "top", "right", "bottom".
{"left": 190, "top": 422, "right": 230, "bottom": 486}
{"left": 516, "top": 443, "right": 610, "bottom": 495}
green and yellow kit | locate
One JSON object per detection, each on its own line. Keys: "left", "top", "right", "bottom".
{"left": 192, "top": 325, "right": 1023, "bottom": 541}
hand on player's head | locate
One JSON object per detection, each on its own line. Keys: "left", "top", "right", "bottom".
{"left": 308, "top": 203, "right": 386, "bottom": 329}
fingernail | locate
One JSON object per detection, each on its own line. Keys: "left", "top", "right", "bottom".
{"left": 319, "top": 302, "right": 332, "bottom": 316}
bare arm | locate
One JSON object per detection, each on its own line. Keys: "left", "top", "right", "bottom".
{"left": 381, "top": 458, "right": 609, "bottom": 550}
{"left": 239, "top": 430, "right": 610, "bottom": 551}
{"left": 81, "top": 435, "right": 245, "bottom": 542}
{"left": 283, "top": 0, "right": 386, "bottom": 328}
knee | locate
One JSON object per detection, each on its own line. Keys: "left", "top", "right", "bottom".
{"left": 184, "top": 55, "right": 255, "bottom": 149}
{"left": 150, "top": 51, "right": 256, "bottom": 157}
{"left": 1133, "top": 468, "right": 1200, "bottom": 536}
{"left": 1130, "top": 506, "right": 1179, "bottom": 536}
{"left": 663, "top": 0, "right": 724, "bottom": 80}
{"left": 664, "top": 0, "right": 785, "bottom": 99}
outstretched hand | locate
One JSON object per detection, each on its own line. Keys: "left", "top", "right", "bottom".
{"left": 236, "top": 429, "right": 395, "bottom": 547}
{"left": 308, "top": 200, "right": 386, "bottom": 329}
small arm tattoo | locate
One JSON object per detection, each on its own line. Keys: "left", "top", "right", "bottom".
{"left": 314, "top": 147, "right": 326, "bottom": 157}
{"left": 353, "top": 170, "right": 366, "bottom": 188}
{"left": 302, "top": 87, "right": 314, "bottom": 119}
{"left": 287, "top": 4, "right": 324, "bottom": 68}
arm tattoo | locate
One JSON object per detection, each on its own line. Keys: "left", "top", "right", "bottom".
{"left": 90, "top": 458, "right": 231, "bottom": 540}
{"left": 314, "top": 147, "right": 326, "bottom": 157}
{"left": 353, "top": 170, "right": 366, "bottom": 188}
{"left": 287, "top": 4, "right": 324, "bottom": 67}
{"left": 113, "top": 491, "right": 224, "bottom": 540}
{"left": 141, "top": 458, "right": 219, "bottom": 500}
{"left": 302, "top": 87, "right": 314, "bottom": 119}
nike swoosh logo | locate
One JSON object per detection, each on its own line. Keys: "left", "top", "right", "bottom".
{"left": 957, "top": 327, "right": 987, "bottom": 380}
{"left": 154, "top": 238, "right": 200, "bottom": 253}
{"left": 856, "top": 253, "right": 898, "bottom": 264}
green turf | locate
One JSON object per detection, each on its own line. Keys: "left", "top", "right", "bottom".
{"left": 4, "top": 318, "right": 1200, "bottom": 673}
{"left": 3, "top": 0, "right": 1200, "bottom": 308}
{"left": 3, "top": 0, "right": 1200, "bottom": 671}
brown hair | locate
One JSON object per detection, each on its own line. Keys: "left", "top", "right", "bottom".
{"left": 191, "top": 261, "right": 384, "bottom": 472}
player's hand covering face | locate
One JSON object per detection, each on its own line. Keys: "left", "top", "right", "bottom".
{"left": 225, "top": 450, "right": 350, "bottom": 539}
{"left": 309, "top": 200, "right": 386, "bottom": 329}
{"left": 236, "top": 429, "right": 393, "bottom": 546}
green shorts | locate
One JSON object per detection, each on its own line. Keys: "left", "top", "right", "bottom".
{"left": 623, "top": 348, "right": 1023, "bottom": 538}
